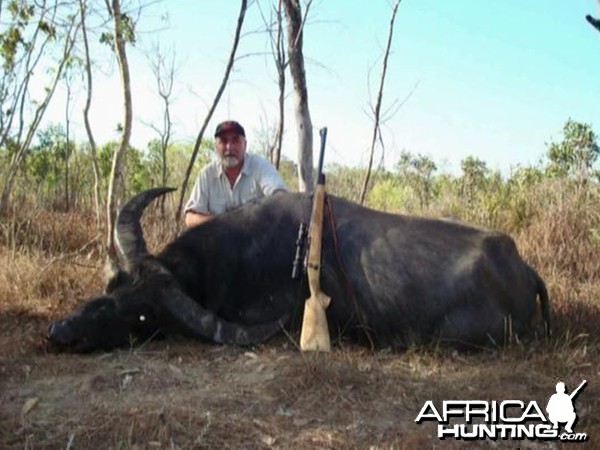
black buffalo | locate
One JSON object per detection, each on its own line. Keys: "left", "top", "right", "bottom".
{"left": 47, "top": 188, "right": 550, "bottom": 352}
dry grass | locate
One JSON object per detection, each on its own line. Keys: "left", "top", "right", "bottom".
{"left": 0, "top": 183, "right": 599, "bottom": 449}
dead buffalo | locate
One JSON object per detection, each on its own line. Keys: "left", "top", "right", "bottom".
{"left": 47, "top": 187, "right": 549, "bottom": 352}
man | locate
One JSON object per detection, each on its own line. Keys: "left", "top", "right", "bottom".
{"left": 184, "top": 120, "right": 288, "bottom": 227}
{"left": 546, "top": 382, "right": 578, "bottom": 433}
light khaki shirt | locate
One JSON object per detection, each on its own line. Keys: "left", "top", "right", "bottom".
{"left": 185, "top": 153, "right": 288, "bottom": 216}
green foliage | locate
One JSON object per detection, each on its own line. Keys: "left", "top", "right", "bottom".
{"left": 3, "top": 118, "right": 598, "bottom": 237}
{"left": 0, "top": 0, "right": 57, "bottom": 70}
{"left": 145, "top": 139, "right": 167, "bottom": 185}
{"left": 100, "top": 12, "right": 136, "bottom": 47}
{"left": 0, "top": 25, "right": 24, "bottom": 70}
{"left": 22, "top": 124, "right": 76, "bottom": 206}
{"left": 99, "top": 32, "right": 114, "bottom": 46}
{"left": 120, "top": 13, "right": 136, "bottom": 44}
{"left": 277, "top": 157, "right": 298, "bottom": 191}
{"left": 460, "top": 156, "right": 488, "bottom": 199}
{"left": 7, "top": 0, "right": 33, "bottom": 19}
{"left": 97, "top": 141, "right": 154, "bottom": 195}
{"left": 325, "top": 164, "right": 365, "bottom": 200}
{"left": 504, "top": 166, "right": 545, "bottom": 227}
{"left": 37, "top": 20, "right": 56, "bottom": 39}
{"left": 509, "top": 165, "right": 544, "bottom": 187}
{"left": 546, "top": 119, "right": 599, "bottom": 182}
{"left": 0, "top": 138, "right": 19, "bottom": 161}
{"left": 28, "top": 124, "right": 68, "bottom": 186}
{"left": 368, "top": 177, "right": 410, "bottom": 212}
{"left": 395, "top": 151, "right": 438, "bottom": 210}
{"left": 165, "top": 140, "right": 213, "bottom": 188}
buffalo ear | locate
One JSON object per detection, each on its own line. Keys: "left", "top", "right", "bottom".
{"left": 103, "top": 258, "right": 132, "bottom": 293}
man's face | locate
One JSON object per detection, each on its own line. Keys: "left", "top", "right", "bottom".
{"left": 215, "top": 132, "right": 246, "bottom": 169}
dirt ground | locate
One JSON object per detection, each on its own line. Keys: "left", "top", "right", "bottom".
{"left": 1, "top": 308, "right": 598, "bottom": 449}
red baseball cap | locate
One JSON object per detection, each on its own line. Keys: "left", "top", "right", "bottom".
{"left": 214, "top": 120, "right": 245, "bottom": 137}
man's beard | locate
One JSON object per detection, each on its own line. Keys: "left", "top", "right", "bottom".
{"left": 221, "top": 155, "right": 240, "bottom": 169}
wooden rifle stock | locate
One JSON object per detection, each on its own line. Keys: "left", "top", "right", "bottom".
{"left": 300, "top": 128, "right": 331, "bottom": 352}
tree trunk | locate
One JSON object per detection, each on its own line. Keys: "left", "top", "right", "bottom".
{"left": 106, "top": 0, "right": 133, "bottom": 256}
{"left": 79, "top": 0, "right": 102, "bottom": 229}
{"left": 0, "top": 170, "right": 18, "bottom": 214}
{"left": 64, "top": 76, "right": 72, "bottom": 211}
{"left": 282, "top": 0, "right": 313, "bottom": 193}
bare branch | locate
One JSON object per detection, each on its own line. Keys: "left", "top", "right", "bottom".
{"left": 292, "top": 0, "right": 313, "bottom": 50}
{"left": 145, "top": 38, "right": 176, "bottom": 203}
{"left": 359, "top": 0, "right": 401, "bottom": 205}
{"left": 176, "top": 0, "right": 248, "bottom": 219}
{"left": 257, "top": 0, "right": 286, "bottom": 168}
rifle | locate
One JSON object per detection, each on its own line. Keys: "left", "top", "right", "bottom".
{"left": 569, "top": 380, "right": 587, "bottom": 400}
{"left": 299, "top": 127, "right": 331, "bottom": 352}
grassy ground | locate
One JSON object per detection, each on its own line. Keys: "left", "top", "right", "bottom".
{"left": 0, "top": 186, "right": 599, "bottom": 449}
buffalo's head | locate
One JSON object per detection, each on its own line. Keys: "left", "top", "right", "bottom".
{"left": 47, "top": 188, "right": 283, "bottom": 352}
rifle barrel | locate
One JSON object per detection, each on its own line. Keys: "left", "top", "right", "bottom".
{"left": 569, "top": 380, "right": 587, "bottom": 399}
{"left": 317, "top": 127, "right": 327, "bottom": 180}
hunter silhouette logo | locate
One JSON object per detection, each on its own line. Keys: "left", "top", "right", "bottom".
{"left": 415, "top": 379, "right": 589, "bottom": 442}
{"left": 546, "top": 380, "right": 587, "bottom": 434}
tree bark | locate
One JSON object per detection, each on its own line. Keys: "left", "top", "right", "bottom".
{"left": 106, "top": 0, "right": 133, "bottom": 256}
{"left": 282, "top": 0, "right": 313, "bottom": 193}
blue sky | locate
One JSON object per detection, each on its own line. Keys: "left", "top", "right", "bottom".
{"left": 44, "top": 0, "right": 600, "bottom": 175}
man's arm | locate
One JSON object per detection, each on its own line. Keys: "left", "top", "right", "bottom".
{"left": 184, "top": 168, "right": 213, "bottom": 227}
{"left": 185, "top": 210, "right": 213, "bottom": 228}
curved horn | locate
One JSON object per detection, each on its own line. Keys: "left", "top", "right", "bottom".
{"left": 163, "top": 289, "right": 286, "bottom": 345}
{"left": 115, "top": 187, "right": 176, "bottom": 268}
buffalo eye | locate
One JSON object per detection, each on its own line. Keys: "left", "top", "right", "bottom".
{"left": 139, "top": 315, "right": 146, "bottom": 322}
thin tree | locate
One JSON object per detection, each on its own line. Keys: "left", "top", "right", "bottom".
{"left": 546, "top": 119, "right": 599, "bottom": 184}
{"left": 105, "top": 0, "right": 134, "bottom": 257}
{"left": 79, "top": 0, "right": 102, "bottom": 229}
{"left": 146, "top": 42, "right": 176, "bottom": 187}
{"left": 0, "top": 0, "right": 80, "bottom": 212}
{"left": 359, "top": 0, "right": 401, "bottom": 205}
{"left": 176, "top": 0, "right": 248, "bottom": 220}
{"left": 258, "top": 0, "right": 286, "bottom": 169}
{"left": 64, "top": 69, "right": 73, "bottom": 211}
{"left": 282, "top": 0, "right": 313, "bottom": 192}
